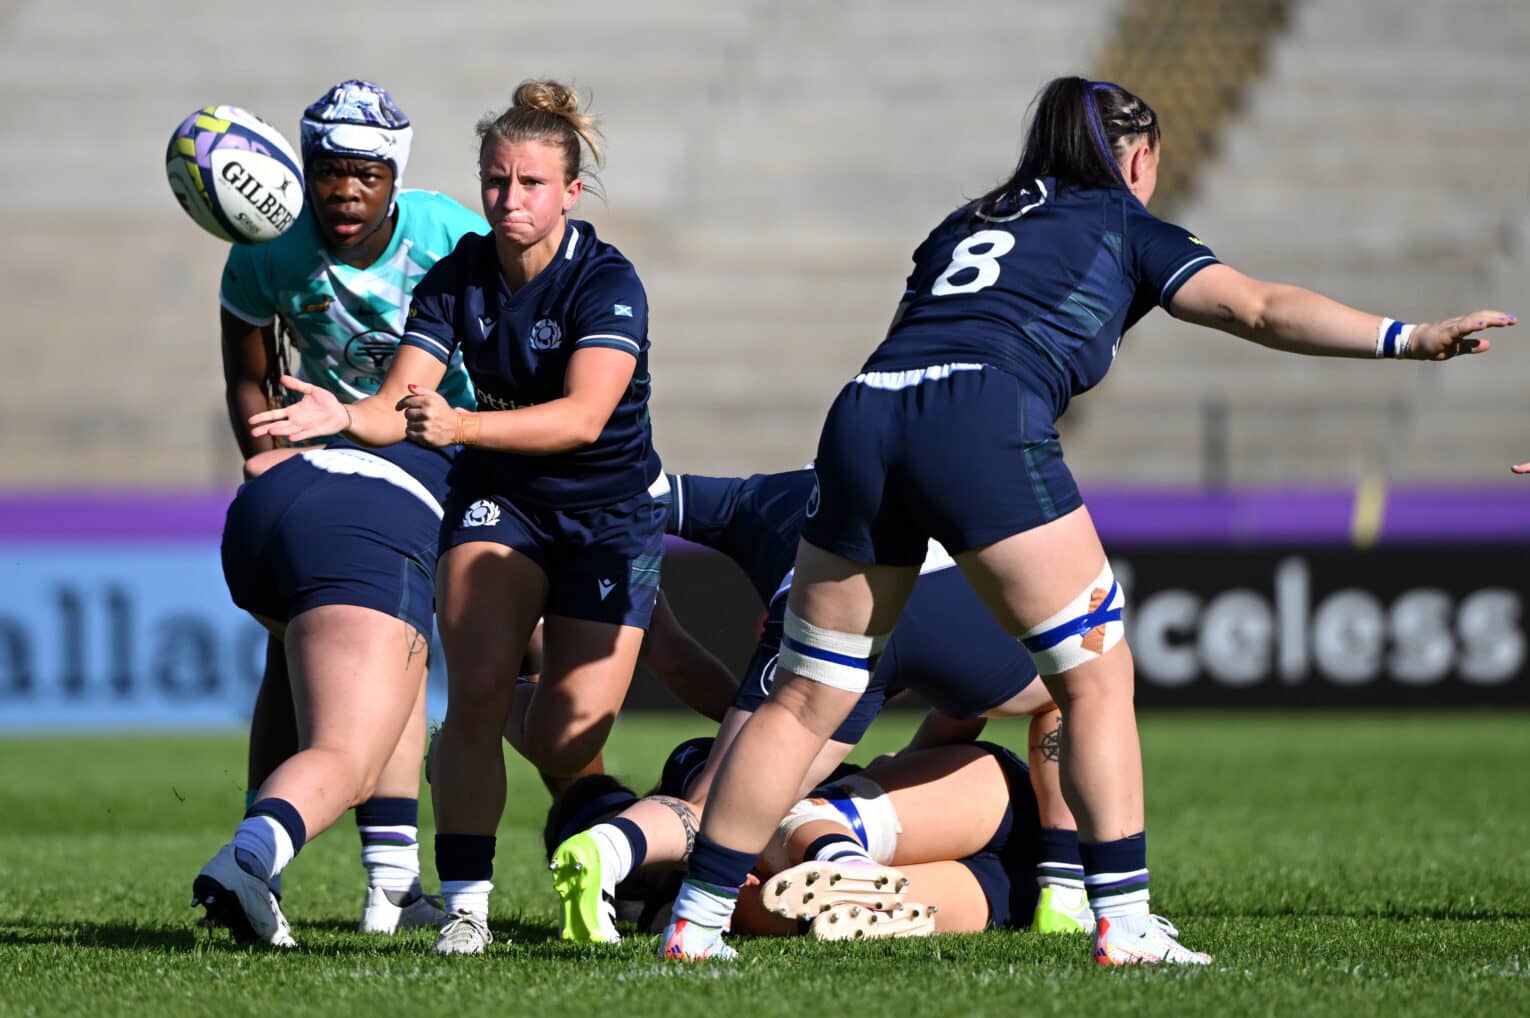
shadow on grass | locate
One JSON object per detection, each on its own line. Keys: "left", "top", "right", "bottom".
{"left": 1, "top": 913, "right": 560, "bottom": 956}
{"left": 0, "top": 920, "right": 196, "bottom": 950}
{"left": 295, "top": 914, "right": 558, "bottom": 946}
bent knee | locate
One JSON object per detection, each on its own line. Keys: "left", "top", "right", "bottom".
{"left": 304, "top": 744, "right": 382, "bottom": 806}
{"left": 519, "top": 723, "right": 609, "bottom": 777}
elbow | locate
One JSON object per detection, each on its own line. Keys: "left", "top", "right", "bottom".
{"left": 563, "top": 410, "right": 609, "bottom": 449}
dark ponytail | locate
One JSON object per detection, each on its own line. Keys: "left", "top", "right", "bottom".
{"left": 974, "top": 76, "right": 1159, "bottom": 218}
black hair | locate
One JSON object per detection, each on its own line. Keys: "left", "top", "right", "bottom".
{"left": 974, "top": 76, "right": 1160, "bottom": 218}
{"left": 541, "top": 774, "right": 639, "bottom": 861}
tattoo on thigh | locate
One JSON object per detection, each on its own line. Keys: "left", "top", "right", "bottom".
{"left": 406, "top": 628, "right": 428, "bottom": 668}
{"left": 651, "top": 795, "right": 699, "bottom": 858}
{"left": 1037, "top": 719, "right": 1063, "bottom": 764}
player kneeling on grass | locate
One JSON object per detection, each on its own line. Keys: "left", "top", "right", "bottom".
{"left": 192, "top": 439, "right": 455, "bottom": 947}
{"left": 548, "top": 737, "right": 1105, "bottom": 943}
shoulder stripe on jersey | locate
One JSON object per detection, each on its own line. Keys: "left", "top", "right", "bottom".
{"left": 219, "top": 295, "right": 274, "bottom": 328}
{"left": 402, "top": 330, "right": 453, "bottom": 359}
{"left": 1158, "top": 254, "right": 1218, "bottom": 306}
{"left": 565, "top": 224, "right": 581, "bottom": 261}
{"left": 670, "top": 473, "right": 685, "bottom": 534}
{"left": 575, "top": 333, "right": 640, "bottom": 355}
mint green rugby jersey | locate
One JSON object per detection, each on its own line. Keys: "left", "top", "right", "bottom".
{"left": 219, "top": 189, "right": 487, "bottom": 409}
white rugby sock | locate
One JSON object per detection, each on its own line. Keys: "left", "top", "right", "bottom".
{"left": 441, "top": 880, "right": 492, "bottom": 918}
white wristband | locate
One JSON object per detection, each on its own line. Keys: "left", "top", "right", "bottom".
{"left": 1376, "top": 318, "right": 1414, "bottom": 359}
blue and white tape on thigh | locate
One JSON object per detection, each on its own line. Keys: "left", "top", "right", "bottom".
{"left": 778, "top": 774, "right": 902, "bottom": 862}
{"left": 779, "top": 608, "right": 889, "bottom": 693}
{"left": 1018, "top": 563, "right": 1125, "bottom": 676}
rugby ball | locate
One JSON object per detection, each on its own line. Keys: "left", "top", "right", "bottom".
{"left": 165, "top": 105, "right": 304, "bottom": 244}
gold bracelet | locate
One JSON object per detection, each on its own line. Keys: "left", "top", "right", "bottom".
{"left": 343, "top": 405, "right": 354, "bottom": 433}
{"left": 454, "top": 411, "right": 480, "bottom": 446}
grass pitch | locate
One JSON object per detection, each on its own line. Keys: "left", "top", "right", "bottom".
{"left": 3, "top": 712, "right": 1528, "bottom": 1017}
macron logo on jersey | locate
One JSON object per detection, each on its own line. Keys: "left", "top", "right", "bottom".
{"left": 597, "top": 578, "right": 616, "bottom": 600}
{"left": 613, "top": 304, "right": 632, "bottom": 318}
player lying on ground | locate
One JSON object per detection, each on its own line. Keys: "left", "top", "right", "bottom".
{"left": 548, "top": 468, "right": 1084, "bottom": 943}
{"left": 548, "top": 736, "right": 1116, "bottom": 943}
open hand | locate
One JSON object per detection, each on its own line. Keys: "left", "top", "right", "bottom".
{"left": 249, "top": 375, "right": 348, "bottom": 442}
{"left": 1408, "top": 310, "right": 1515, "bottom": 360}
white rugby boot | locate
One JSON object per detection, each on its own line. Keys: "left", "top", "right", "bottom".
{"left": 759, "top": 860, "right": 910, "bottom": 920}
{"left": 434, "top": 910, "right": 493, "bottom": 955}
{"left": 192, "top": 842, "right": 296, "bottom": 948}
{"left": 809, "top": 901, "right": 937, "bottom": 941}
{"left": 358, "top": 886, "right": 447, "bottom": 934}
{"left": 1093, "top": 914, "right": 1211, "bottom": 966}
{"left": 659, "top": 917, "right": 738, "bottom": 961}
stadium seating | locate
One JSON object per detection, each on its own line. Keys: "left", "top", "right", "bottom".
{"left": 0, "top": 0, "right": 1525, "bottom": 487}
{"left": 1070, "top": 0, "right": 1530, "bottom": 484}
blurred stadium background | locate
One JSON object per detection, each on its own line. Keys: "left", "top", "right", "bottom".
{"left": 3, "top": 6, "right": 1529, "bottom": 1015}
{"left": 1, "top": 0, "right": 1528, "bottom": 729}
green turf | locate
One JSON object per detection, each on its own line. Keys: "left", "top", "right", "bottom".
{"left": 3, "top": 712, "right": 1528, "bottom": 1017}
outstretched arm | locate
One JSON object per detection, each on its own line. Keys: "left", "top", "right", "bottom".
{"left": 250, "top": 345, "right": 446, "bottom": 447}
{"left": 1170, "top": 264, "right": 1514, "bottom": 360}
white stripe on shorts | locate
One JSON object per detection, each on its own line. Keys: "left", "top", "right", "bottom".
{"left": 852, "top": 363, "right": 985, "bottom": 390}
{"left": 300, "top": 448, "right": 445, "bottom": 518}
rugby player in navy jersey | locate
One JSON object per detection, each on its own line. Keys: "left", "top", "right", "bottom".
{"left": 548, "top": 467, "right": 1083, "bottom": 944}
{"left": 192, "top": 439, "right": 456, "bottom": 948}
{"left": 253, "top": 80, "right": 666, "bottom": 957}
{"left": 664, "top": 76, "right": 1516, "bottom": 966}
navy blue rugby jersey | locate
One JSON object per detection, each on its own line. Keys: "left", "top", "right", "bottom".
{"left": 866, "top": 179, "right": 1217, "bottom": 418}
{"left": 662, "top": 468, "right": 815, "bottom": 606}
{"left": 400, "top": 219, "right": 659, "bottom": 508}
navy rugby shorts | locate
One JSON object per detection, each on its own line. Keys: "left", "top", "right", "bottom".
{"left": 877, "top": 566, "right": 1040, "bottom": 719}
{"left": 438, "top": 477, "right": 665, "bottom": 630}
{"left": 221, "top": 455, "right": 439, "bottom": 639}
{"left": 954, "top": 742, "right": 1043, "bottom": 929}
{"left": 803, "top": 364, "right": 1082, "bottom": 566}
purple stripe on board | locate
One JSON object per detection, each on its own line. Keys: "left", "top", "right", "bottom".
{"left": 1082, "top": 486, "right": 1530, "bottom": 545}
{"left": 0, "top": 491, "right": 236, "bottom": 541}
{"left": 1083, "top": 487, "right": 1356, "bottom": 546}
{"left": 0, "top": 486, "right": 1525, "bottom": 545}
